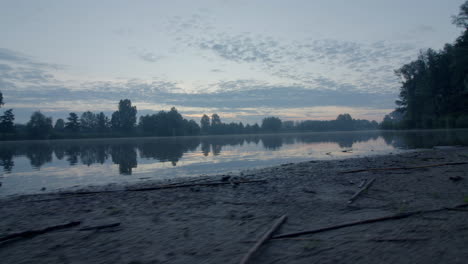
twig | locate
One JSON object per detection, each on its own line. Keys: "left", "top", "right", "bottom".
{"left": 340, "top": 162, "right": 468, "bottom": 174}
{"left": 348, "top": 178, "right": 376, "bottom": 204}
{"left": 79, "top": 222, "right": 121, "bottom": 231}
{"left": 272, "top": 203, "right": 468, "bottom": 239}
{"left": 0, "top": 221, "right": 81, "bottom": 244}
{"left": 239, "top": 215, "right": 287, "bottom": 264}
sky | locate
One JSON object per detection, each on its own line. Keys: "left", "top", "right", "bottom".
{"left": 0, "top": 0, "right": 465, "bottom": 124}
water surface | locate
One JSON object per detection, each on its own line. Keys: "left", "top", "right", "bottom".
{"left": 1, "top": 129, "right": 468, "bottom": 196}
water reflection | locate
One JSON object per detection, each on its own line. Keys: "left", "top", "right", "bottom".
{"left": 0, "top": 130, "right": 468, "bottom": 175}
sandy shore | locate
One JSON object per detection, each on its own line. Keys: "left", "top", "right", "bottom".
{"left": 1, "top": 147, "right": 468, "bottom": 264}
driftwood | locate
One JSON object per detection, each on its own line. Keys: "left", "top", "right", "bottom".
{"left": 128, "top": 179, "right": 267, "bottom": 192}
{"left": 340, "top": 162, "right": 468, "bottom": 174}
{"left": 370, "top": 238, "right": 430, "bottom": 242}
{"left": 268, "top": 237, "right": 430, "bottom": 242}
{"left": 239, "top": 215, "right": 287, "bottom": 264}
{"left": 79, "top": 222, "right": 121, "bottom": 231}
{"left": 272, "top": 204, "right": 468, "bottom": 239}
{"left": 358, "top": 179, "right": 367, "bottom": 188}
{"left": 348, "top": 178, "right": 376, "bottom": 204}
{"left": 57, "top": 179, "right": 267, "bottom": 196}
{"left": 0, "top": 221, "right": 81, "bottom": 244}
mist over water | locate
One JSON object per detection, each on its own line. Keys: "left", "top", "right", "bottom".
{"left": 1, "top": 129, "right": 468, "bottom": 196}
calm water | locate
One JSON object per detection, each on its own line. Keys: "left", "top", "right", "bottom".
{"left": 1, "top": 130, "right": 468, "bottom": 196}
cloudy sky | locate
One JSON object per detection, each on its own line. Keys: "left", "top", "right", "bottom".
{"left": 0, "top": 0, "right": 465, "bottom": 124}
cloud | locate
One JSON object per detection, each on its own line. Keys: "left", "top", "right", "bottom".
{"left": 138, "top": 51, "right": 162, "bottom": 63}
{"left": 412, "top": 25, "right": 436, "bottom": 34}
{"left": 165, "top": 14, "right": 419, "bottom": 93}
{"left": 112, "top": 28, "right": 134, "bottom": 36}
{"left": 0, "top": 48, "right": 63, "bottom": 69}
{"left": 6, "top": 77, "right": 397, "bottom": 122}
{"left": 128, "top": 47, "right": 163, "bottom": 63}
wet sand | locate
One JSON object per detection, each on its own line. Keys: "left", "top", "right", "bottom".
{"left": 1, "top": 147, "right": 468, "bottom": 264}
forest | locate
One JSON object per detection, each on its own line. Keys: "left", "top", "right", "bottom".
{"left": 0, "top": 95, "right": 378, "bottom": 141}
{"left": 381, "top": 2, "right": 468, "bottom": 129}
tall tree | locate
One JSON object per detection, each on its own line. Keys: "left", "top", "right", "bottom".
{"left": 200, "top": 114, "right": 210, "bottom": 134}
{"left": 0, "top": 109, "right": 15, "bottom": 133}
{"left": 80, "top": 111, "right": 97, "bottom": 132}
{"left": 54, "top": 118, "right": 65, "bottom": 131}
{"left": 452, "top": 0, "right": 468, "bottom": 28}
{"left": 211, "top": 113, "right": 222, "bottom": 134}
{"left": 386, "top": 1, "right": 468, "bottom": 129}
{"left": 111, "top": 99, "right": 137, "bottom": 132}
{"left": 65, "top": 112, "right": 80, "bottom": 132}
{"left": 26, "top": 111, "right": 53, "bottom": 139}
{"left": 0, "top": 91, "right": 3, "bottom": 108}
{"left": 211, "top": 114, "right": 221, "bottom": 127}
{"left": 96, "top": 112, "right": 110, "bottom": 132}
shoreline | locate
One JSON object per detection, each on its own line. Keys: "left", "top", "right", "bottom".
{"left": 1, "top": 147, "right": 468, "bottom": 263}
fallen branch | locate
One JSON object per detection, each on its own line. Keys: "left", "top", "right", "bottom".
{"left": 358, "top": 179, "right": 367, "bottom": 188}
{"left": 272, "top": 204, "right": 468, "bottom": 239}
{"left": 348, "top": 178, "right": 376, "bottom": 204}
{"left": 267, "top": 237, "right": 430, "bottom": 242}
{"left": 445, "top": 208, "right": 468, "bottom": 212}
{"left": 57, "top": 179, "right": 267, "bottom": 196}
{"left": 127, "top": 179, "right": 267, "bottom": 192}
{"left": 370, "top": 238, "right": 430, "bottom": 242}
{"left": 0, "top": 221, "right": 81, "bottom": 244}
{"left": 79, "top": 222, "right": 120, "bottom": 231}
{"left": 340, "top": 162, "right": 468, "bottom": 174}
{"left": 239, "top": 215, "right": 287, "bottom": 264}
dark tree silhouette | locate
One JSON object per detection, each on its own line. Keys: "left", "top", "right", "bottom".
{"left": 111, "top": 99, "right": 137, "bottom": 132}
{"left": 452, "top": 0, "right": 468, "bottom": 28}
{"left": 0, "top": 109, "right": 15, "bottom": 133}
{"left": 0, "top": 91, "right": 3, "bottom": 108}
{"left": 139, "top": 107, "right": 200, "bottom": 136}
{"left": 65, "top": 112, "right": 80, "bottom": 132}
{"left": 200, "top": 114, "right": 210, "bottom": 134}
{"left": 80, "top": 111, "right": 97, "bottom": 132}
{"left": 54, "top": 118, "right": 65, "bottom": 131}
{"left": 261, "top": 117, "right": 282, "bottom": 132}
{"left": 383, "top": 1, "right": 468, "bottom": 129}
{"left": 26, "top": 111, "right": 53, "bottom": 139}
{"left": 96, "top": 112, "right": 110, "bottom": 132}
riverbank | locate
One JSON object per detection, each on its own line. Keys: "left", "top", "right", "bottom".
{"left": 1, "top": 147, "right": 468, "bottom": 263}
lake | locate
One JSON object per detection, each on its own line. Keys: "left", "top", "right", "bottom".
{"left": 1, "top": 129, "right": 468, "bottom": 196}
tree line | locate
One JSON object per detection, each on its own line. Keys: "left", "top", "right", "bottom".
{"left": 381, "top": 1, "right": 468, "bottom": 129}
{"left": 0, "top": 93, "right": 379, "bottom": 141}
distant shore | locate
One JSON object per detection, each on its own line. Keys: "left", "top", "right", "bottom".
{"left": 1, "top": 147, "right": 468, "bottom": 263}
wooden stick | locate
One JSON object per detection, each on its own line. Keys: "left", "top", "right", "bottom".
{"left": 340, "top": 162, "right": 468, "bottom": 174}
{"left": 127, "top": 179, "right": 267, "bottom": 192}
{"left": 369, "top": 238, "right": 430, "bottom": 242}
{"left": 239, "top": 215, "right": 287, "bottom": 264}
{"left": 272, "top": 204, "right": 468, "bottom": 239}
{"left": 348, "top": 178, "right": 376, "bottom": 204}
{"left": 58, "top": 179, "right": 267, "bottom": 196}
{"left": 79, "top": 222, "right": 121, "bottom": 231}
{"left": 358, "top": 179, "right": 367, "bottom": 188}
{"left": 0, "top": 221, "right": 81, "bottom": 243}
